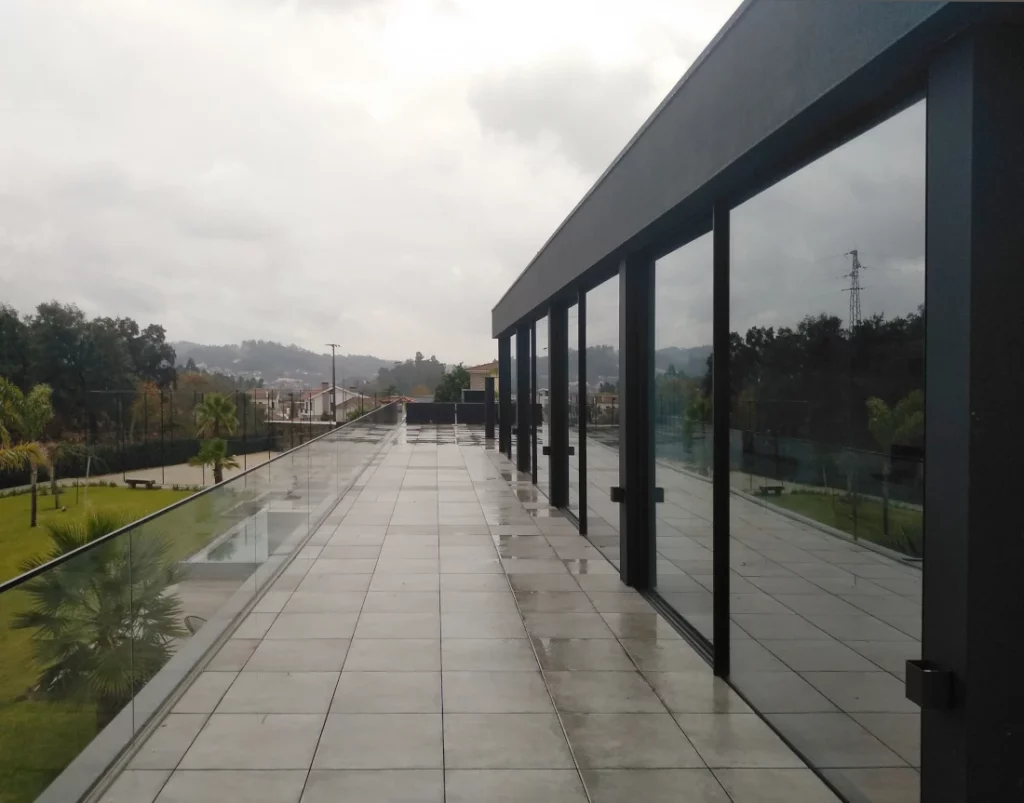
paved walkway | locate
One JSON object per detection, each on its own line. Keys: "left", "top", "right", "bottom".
{"left": 99, "top": 424, "right": 837, "bottom": 803}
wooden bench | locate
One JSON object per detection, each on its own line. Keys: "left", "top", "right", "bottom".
{"left": 758, "top": 484, "right": 785, "bottom": 496}
{"left": 125, "top": 478, "right": 157, "bottom": 490}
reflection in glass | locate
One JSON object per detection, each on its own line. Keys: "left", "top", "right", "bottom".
{"left": 652, "top": 232, "right": 715, "bottom": 641}
{"left": 728, "top": 101, "right": 925, "bottom": 799}
{"left": 583, "top": 276, "right": 620, "bottom": 561}
{"left": 568, "top": 303, "right": 582, "bottom": 521}
{"left": 535, "top": 316, "right": 549, "bottom": 493}
{"left": 509, "top": 336, "right": 517, "bottom": 462}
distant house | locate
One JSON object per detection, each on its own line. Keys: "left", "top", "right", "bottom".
{"left": 248, "top": 388, "right": 277, "bottom": 408}
{"left": 467, "top": 361, "right": 498, "bottom": 392}
{"left": 276, "top": 383, "right": 371, "bottom": 422}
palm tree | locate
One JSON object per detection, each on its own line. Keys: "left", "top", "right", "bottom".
{"left": 866, "top": 390, "right": 924, "bottom": 540}
{"left": 193, "top": 393, "right": 238, "bottom": 439}
{"left": 0, "top": 378, "right": 54, "bottom": 526}
{"left": 189, "top": 437, "right": 239, "bottom": 484}
{"left": 13, "top": 510, "right": 186, "bottom": 729}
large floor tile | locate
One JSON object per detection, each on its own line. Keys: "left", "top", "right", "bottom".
{"left": 600, "top": 614, "right": 682, "bottom": 640}
{"left": 332, "top": 672, "right": 441, "bottom": 713}
{"left": 729, "top": 671, "right": 838, "bottom": 713}
{"left": 362, "top": 591, "right": 440, "bottom": 612}
{"left": 522, "top": 612, "right": 615, "bottom": 638}
{"left": 302, "top": 770, "right": 444, "bottom": 803}
{"left": 129, "top": 714, "right": 206, "bottom": 770}
{"left": 442, "top": 638, "right": 539, "bottom": 670}
{"left": 343, "top": 639, "right": 441, "bottom": 671}
{"left": 508, "top": 574, "right": 582, "bottom": 592}
{"left": 207, "top": 639, "right": 260, "bottom": 672}
{"left": 620, "top": 639, "right": 707, "bottom": 671}
{"left": 442, "top": 713, "right": 574, "bottom": 769}
{"left": 644, "top": 672, "right": 751, "bottom": 714}
{"left": 172, "top": 672, "right": 236, "bottom": 714}
{"left": 441, "top": 591, "right": 519, "bottom": 612}
{"left": 179, "top": 714, "right": 324, "bottom": 769}
{"left": 821, "top": 767, "right": 920, "bottom": 803}
{"left": 440, "top": 573, "right": 512, "bottom": 591}
{"left": 445, "top": 770, "right": 588, "bottom": 803}
{"left": 314, "top": 713, "right": 443, "bottom": 769}
{"left": 370, "top": 573, "right": 441, "bottom": 592}
{"left": 297, "top": 573, "right": 372, "bottom": 593}
{"left": 515, "top": 591, "right": 595, "bottom": 612}
{"left": 244, "top": 639, "right": 350, "bottom": 672}
{"left": 531, "top": 637, "right": 634, "bottom": 671}
{"left": 759, "top": 639, "right": 880, "bottom": 672}
{"left": 154, "top": 770, "right": 307, "bottom": 803}
{"left": 714, "top": 768, "right": 841, "bottom": 802}
{"left": 802, "top": 671, "right": 918, "bottom": 713}
{"left": 99, "top": 770, "right": 170, "bottom": 803}
{"left": 216, "top": 671, "right": 338, "bottom": 714}
{"left": 674, "top": 714, "right": 805, "bottom": 769}
{"left": 442, "top": 671, "right": 552, "bottom": 712}
{"left": 265, "top": 612, "right": 358, "bottom": 639}
{"left": 281, "top": 591, "right": 365, "bottom": 614}
{"left": 582, "top": 769, "right": 732, "bottom": 803}
{"left": 442, "top": 611, "right": 527, "bottom": 638}
{"left": 851, "top": 713, "right": 920, "bottom": 765}
{"left": 562, "top": 713, "right": 704, "bottom": 768}
{"left": 354, "top": 612, "right": 441, "bottom": 639}
{"left": 546, "top": 671, "right": 666, "bottom": 713}
{"left": 767, "top": 713, "right": 907, "bottom": 768}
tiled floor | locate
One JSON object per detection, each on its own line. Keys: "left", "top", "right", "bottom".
{"left": 575, "top": 435, "right": 922, "bottom": 801}
{"left": 101, "top": 424, "right": 838, "bottom": 803}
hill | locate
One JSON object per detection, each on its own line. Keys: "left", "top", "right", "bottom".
{"left": 172, "top": 340, "right": 395, "bottom": 386}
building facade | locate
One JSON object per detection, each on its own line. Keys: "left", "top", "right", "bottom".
{"left": 493, "top": 4, "right": 1024, "bottom": 802}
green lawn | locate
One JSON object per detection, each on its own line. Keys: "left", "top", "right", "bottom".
{"left": 0, "top": 485, "right": 193, "bottom": 803}
{"left": 770, "top": 489, "right": 922, "bottom": 557}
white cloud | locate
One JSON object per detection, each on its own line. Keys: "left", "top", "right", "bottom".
{"left": 0, "top": 0, "right": 744, "bottom": 363}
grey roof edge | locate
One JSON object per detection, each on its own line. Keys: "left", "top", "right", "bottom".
{"left": 489, "top": 1, "right": 995, "bottom": 338}
{"left": 489, "top": 0, "right": 756, "bottom": 314}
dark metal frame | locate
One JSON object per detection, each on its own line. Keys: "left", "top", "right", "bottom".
{"left": 576, "top": 291, "right": 588, "bottom": 535}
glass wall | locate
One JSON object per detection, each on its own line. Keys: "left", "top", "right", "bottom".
{"left": 509, "top": 335, "right": 516, "bottom": 463}
{"left": 728, "top": 101, "right": 925, "bottom": 802}
{"left": 568, "top": 302, "right": 583, "bottom": 522}
{"left": 535, "top": 316, "right": 548, "bottom": 492}
{"left": 582, "top": 276, "right": 620, "bottom": 562}
{"left": 652, "top": 233, "right": 715, "bottom": 641}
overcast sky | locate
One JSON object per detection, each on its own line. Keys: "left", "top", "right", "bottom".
{"left": 0, "top": 0, "right": 738, "bottom": 364}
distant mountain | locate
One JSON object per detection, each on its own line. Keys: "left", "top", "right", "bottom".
{"left": 171, "top": 340, "right": 395, "bottom": 386}
{"left": 654, "top": 345, "right": 712, "bottom": 378}
{"left": 531, "top": 344, "right": 711, "bottom": 388}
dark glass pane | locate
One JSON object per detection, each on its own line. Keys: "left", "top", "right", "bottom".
{"left": 583, "top": 276, "right": 620, "bottom": 563}
{"left": 729, "top": 100, "right": 925, "bottom": 799}
{"left": 568, "top": 303, "right": 582, "bottom": 521}
{"left": 653, "top": 232, "right": 714, "bottom": 640}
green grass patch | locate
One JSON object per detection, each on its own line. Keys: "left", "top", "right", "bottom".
{"left": 0, "top": 485, "right": 193, "bottom": 803}
{"left": 770, "top": 489, "right": 922, "bottom": 557}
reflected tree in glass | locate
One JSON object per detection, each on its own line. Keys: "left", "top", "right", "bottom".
{"left": 13, "top": 511, "right": 185, "bottom": 729}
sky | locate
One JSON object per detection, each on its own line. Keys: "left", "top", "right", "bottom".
{"left": 0, "top": 0, "right": 739, "bottom": 365}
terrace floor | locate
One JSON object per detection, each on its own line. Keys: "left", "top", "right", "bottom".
{"left": 99, "top": 423, "right": 839, "bottom": 803}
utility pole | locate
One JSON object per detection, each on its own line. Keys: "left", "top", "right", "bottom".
{"left": 843, "top": 250, "right": 864, "bottom": 329}
{"left": 326, "top": 343, "right": 340, "bottom": 425}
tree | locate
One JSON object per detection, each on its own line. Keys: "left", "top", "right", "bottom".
{"left": 0, "top": 303, "right": 30, "bottom": 387}
{"left": 184, "top": 357, "right": 199, "bottom": 373}
{"left": 434, "top": 364, "right": 471, "bottom": 403}
{"left": 0, "top": 377, "right": 46, "bottom": 472}
{"left": 129, "top": 380, "right": 162, "bottom": 443}
{"left": 193, "top": 393, "right": 238, "bottom": 439}
{"left": 13, "top": 510, "right": 186, "bottom": 729}
{"left": 866, "top": 390, "right": 924, "bottom": 538}
{"left": 2, "top": 379, "right": 55, "bottom": 527}
{"left": 189, "top": 437, "right": 239, "bottom": 484}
